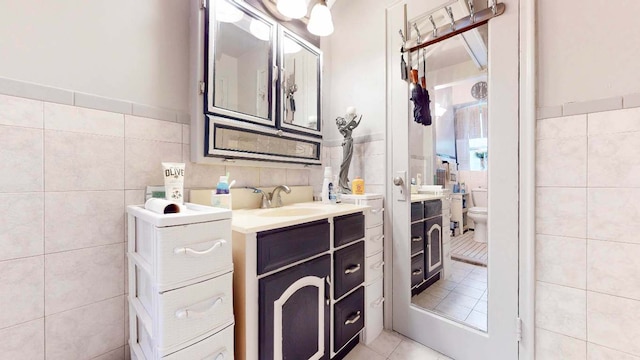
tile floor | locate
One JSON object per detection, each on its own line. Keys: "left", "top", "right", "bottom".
{"left": 411, "top": 260, "right": 488, "bottom": 331}
{"left": 344, "top": 330, "right": 452, "bottom": 360}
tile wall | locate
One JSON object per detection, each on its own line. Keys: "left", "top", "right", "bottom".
{"left": 0, "top": 93, "right": 312, "bottom": 359}
{"left": 535, "top": 106, "right": 640, "bottom": 359}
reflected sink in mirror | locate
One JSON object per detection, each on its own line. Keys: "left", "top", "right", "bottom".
{"left": 256, "top": 207, "right": 325, "bottom": 217}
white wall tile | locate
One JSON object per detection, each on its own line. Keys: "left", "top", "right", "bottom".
{"left": 225, "top": 166, "right": 259, "bottom": 188}
{"left": 588, "top": 107, "right": 640, "bottom": 135}
{"left": 536, "top": 187, "right": 587, "bottom": 238}
{"left": 45, "top": 296, "right": 124, "bottom": 360}
{"left": 0, "top": 193, "right": 43, "bottom": 261}
{"left": 259, "top": 168, "right": 287, "bottom": 187}
{"left": 536, "top": 137, "right": 587, "bottom": 187}
{"left": 181, "top": 144, "right": 224, "bottom": 189}
{"left": 0, "top": 319, "right": 44, "bottom": 360}
{"left": 588, "top": 188, "right": 640, "bottom": 243}
{"left": 94, "top": 346, "right": 125, "bottom": 360}
{"left": 73, "top": 92, "right": 132, "bottom": 115}
{"left": 45, "top": 191, "right": 124, "bottom": 253}
{"left": 124, "top": 139, "right": 181, "bottom": 189}
{"left": 588, "top": 132, "right": 640, "bottom": 187}
{"left": 0, "top": 257, "right": 44, "bottom": 329}
{"left": 182, "top": 124, "right": 190, "bottom": 144}
{"left": 131, "top": 104, "right": 177, "bottom": 123}
{"left": 587, "top": 291, "right": 640, "bottom": 356}
{"left": 536, "top": 235, "right": 586, "bottom": 289}
{"left": 44, "top": 131, "right": 124, "bottom": 191}
{"left": 286, "top": 169, "right": 310, "bottom": 186}
{"left": 362, "top": 139, "right": 386, "bottom": 157}
{"left": 44, "top": 102, "right": 124, "bottom": 137}
{"left": 536, "top": 114, "right": 587, "bottom": 140}
{"left": 124, "top": 115, "right": 181, "bottom": 143}
{"left": 535, "top": 328, "right": 586, "bottom": 360}
{"left": 45, "top": 244, "right": 124, "bottom": 315}
{"left": 364, "top": 153, "right": 385, "bottom": 185}
{"left": 588, "top": 240, "right": 640, "bottom": 300}
{"left": 536, "top": 281, "right": 586, "bottom": 339}
{"left": 587, "top": 342, "right": 640, "bottom": 360}
{"left": 0, "top": 126, "right": 43, "bottom": 192}
{"left": 0, "top": 94, "right": 43, "bottom": 128}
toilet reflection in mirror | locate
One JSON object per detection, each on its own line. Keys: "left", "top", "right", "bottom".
{"left": 409, "top": 22, "right": 489, "bottom": 332}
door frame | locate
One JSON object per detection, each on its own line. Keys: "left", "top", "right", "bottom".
{"left": 382, "top": 0, "right": 536, "bottom": 359}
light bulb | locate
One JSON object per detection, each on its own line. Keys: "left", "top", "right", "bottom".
{"left": 307, "top": 2, "right": 334, "bottom": 36}
{"left": 249, "top": 19, "right": 270, "bottom": 41}
{"left": 277, "top": 0, "right": 307, "bottom": 19}
{"left": 215, "top": 0, "right": 243, "bottom": 23}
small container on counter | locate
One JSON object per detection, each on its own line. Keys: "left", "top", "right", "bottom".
{"left": 352, "top": 177, "right": 365, "bottom": 195}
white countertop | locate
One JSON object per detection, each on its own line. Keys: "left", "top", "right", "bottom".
{"left": 411, "top": 194, "right": 445, "bottom": 203}
{"left": 232, "top": 201, "right": 370, "bottom": 233}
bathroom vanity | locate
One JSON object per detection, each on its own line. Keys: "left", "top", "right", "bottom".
{"left": 410, "top": 195, "right": 451, "bottom": 295}
{"left": 231, "top": 202, "right": 376, "bottom": 360}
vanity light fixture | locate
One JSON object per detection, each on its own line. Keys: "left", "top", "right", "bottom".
{"left": 249, "top": 19, "right": 271, "bottom": 41}
{"left": 307, "top": 0, "right": 334, "bottom": 36}
{"left": 215, "top": 0, "right": 243, "bottom": 23}
{"left": 276, "top": 0, "right": 307, "bottom": 19}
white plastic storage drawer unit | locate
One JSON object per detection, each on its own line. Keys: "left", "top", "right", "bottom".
{"left": 341, "top": 193, "right": 385, "bottom": 345}
{"left": 127, "top": 203, "right": 234, "bottom": 359}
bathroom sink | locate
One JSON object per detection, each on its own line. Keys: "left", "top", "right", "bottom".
{"left": 257, "top": 207, "right": 325, "bottom": 217}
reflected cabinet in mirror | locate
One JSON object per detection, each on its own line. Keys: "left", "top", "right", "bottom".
{"left": 203, "top": 0, "right": 322, "bottom": 164}
{"left": 409, "top": 21, "right": 489, "bottom": 333}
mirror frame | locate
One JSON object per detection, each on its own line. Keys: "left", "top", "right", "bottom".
{"left": 205, "top": 0, "right": 278, "bottom": 127}
{"left": 277, "top": 27, "right": 323, "bottom": 137}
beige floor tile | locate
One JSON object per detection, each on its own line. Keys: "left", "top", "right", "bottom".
{"left": 343, "top": 344, "right": 385, "bottom": 360}
{"left": 389, "top": 339, "right": 442, "bottom": 360}
{"left": 366, "top": 330, "right": 402, "bottom": 358}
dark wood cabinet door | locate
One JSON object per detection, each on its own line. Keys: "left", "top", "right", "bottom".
{"left": 334, "top": 213, "right": 365, "bottom": 247}
{"left": 259, "top": 255, "right": 330, "bottom": 360}
{"left": 333, "top": 242, "right": 365, "bottom": 299}
{"left": 425, "top": 216, "right": 443, "bottom": 279}
{"left": 333, "top": 287, "right": 365, "bottom": 352}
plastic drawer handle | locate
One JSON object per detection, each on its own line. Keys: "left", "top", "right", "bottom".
{"left": 174, "top": 239, "right": 226, "bottom": 256}
{"left": 344, "top": 264, "right": 361, "bottom": 274}
{"left": 371, "top": 260, "right": 384, "bottom": 270}
{"left": 411, "top": 236, "right": 422, "bottom": 242}
{"left": 412, "top": 268, "right": 423, "bottom": 276}
{"left": 345, "top": 311, "right": 361, "bottom": 325}
{"left": 204, "top": 348, "right": 227, "bottom": 360}
{"left": 175, "top": 295, "right": 224, "bottom": 319}
{"left": 370, "top": 208, "right": 384, "bottom": 214}
{"left": 372, "top": 297, "right": 385, "bottom": 307}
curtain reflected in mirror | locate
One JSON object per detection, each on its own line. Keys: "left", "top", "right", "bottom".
{"left": 409, "top": 22, "right": 489, "bottom": 333}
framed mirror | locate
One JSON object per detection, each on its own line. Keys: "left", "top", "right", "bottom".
{"left": 207, "top": 0, "right": 277, "bottom": 127}
{"left": 278, "top": 28, "right": 322, "bottom": 136}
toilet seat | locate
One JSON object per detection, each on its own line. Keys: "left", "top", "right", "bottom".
{"left": 468, "top": 206, "right": 487, "bottom": 215}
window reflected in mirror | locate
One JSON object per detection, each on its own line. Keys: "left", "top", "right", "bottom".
{"left": 214, "top": 125, "right": 319, "bottom": 159}
{"left": 409, "top": 21, "right": 489, "bottom": 333}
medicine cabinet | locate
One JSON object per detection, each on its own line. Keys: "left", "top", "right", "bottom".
{"left": 199, "top": 0, "right": 322, "bottom": 165}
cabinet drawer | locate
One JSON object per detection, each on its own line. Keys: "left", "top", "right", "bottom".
{"left": 424, "top": 200, "right": 442, "bottom": 219}
{"left": 154, "top": 220, "right": 232, "bottom": 289}
{"left": 362, "top": 278, "right": 383, "bottom": 345}
{"left": 411, "top": 253, "right": 424, "bottom": 287}
{"left": 257, "top": 220, "right": 330, "bottom": 275}
{"left": 334, "top": 213, "right": 365, "bottom": 247}
{"left": 411, "top": 202, "right": 424, "bottom": 222}
{"left": 156, "top": 272, "right": 234, "bottom": 350}
{"left": 410, "top": 222, "right": 424, "bottom": 256}
{"left": 365, "top": 225, "right": 383, "bottom": 257}
{"left": 365, "top": 199, "right": 384, "bottom": 228}
{"left": 365, "top": 251, "right": 384, "bottom": 285}
{"left": 334, "top": 242, "right": 365, "bottom": 299}
{"left": 164, "top": 323, "right": 234, "bottom": 360}
{"left": 334, "top": 287, "right": 365, "bottom": 352}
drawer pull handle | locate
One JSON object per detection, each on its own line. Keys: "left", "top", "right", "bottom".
{"left": 174, "top": 239, "right": 226, "bottom": 256}
{"left": 371, "top": 260, "right": 384, "bottom": 270}
{"left": 372, "top": 297, "right": 384, "bottom": 307}
{"left": 175, "top": 295, "right": 224, "bottom": 319}
{"left": 412, "top": 236, "right": 422, "bottom": 242}
{"left": 204, "top": 348, "right": 227, "bottom": 360}
{"left": 345, "top": 311, "right": 361, "bottom": 325}
{"left": 371, "top": 208, "right": 384, "bottom": 214}
{"left": 412, "top": 268, "right": 423, "bottom": 276}
{"left": 344, "top": 264, "right": 361, "bottom": 274}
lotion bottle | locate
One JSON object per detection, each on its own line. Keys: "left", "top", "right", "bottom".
{"left": 322, "top": 167, "right": 332, "bottom": 204}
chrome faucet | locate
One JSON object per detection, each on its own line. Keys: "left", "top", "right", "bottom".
{"left": 247, "top": 185, "right": 291, "bottom": 208}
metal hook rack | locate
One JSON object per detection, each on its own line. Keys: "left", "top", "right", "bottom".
{"left": 468, "top": 0, "right": 475, "bottom": 23}
{"left": 402, "top": 1, "right": 506, "bottom": 54}
{"left": 399, "top": 29, "right": 406, "bottom": 52}
{"left": 413, "top": 23, "right": 422, "bottom": 44}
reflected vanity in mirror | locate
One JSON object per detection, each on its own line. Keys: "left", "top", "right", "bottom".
{"left": 408, "top": 21, "right": 489, "bottom": 332}
{"left": 203, "top": 0, "right": 323, "bottom": 164}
